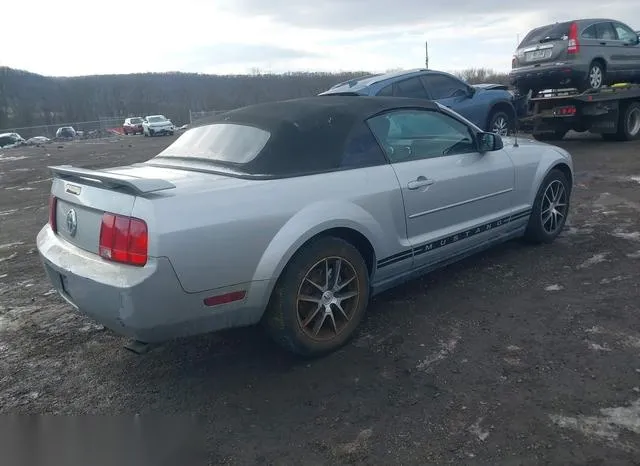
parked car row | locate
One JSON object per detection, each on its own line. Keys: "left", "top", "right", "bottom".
{"left": 123, "top": 115, "right": 175, "bottom": 137}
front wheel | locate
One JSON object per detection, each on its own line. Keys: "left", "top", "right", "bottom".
{"left": 524, "top": 169, "right": 571, "bottom": 244}
{"left": 263, "top": 237, "right": 370, "bottom": 358}
{"left": 488, "top": 110, "right": 512, "bottom": 136}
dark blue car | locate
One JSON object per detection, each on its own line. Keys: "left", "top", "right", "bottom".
{"left": 319, "top": 69, "right": 521, "bottom": 136}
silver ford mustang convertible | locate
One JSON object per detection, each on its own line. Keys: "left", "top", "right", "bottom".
{"left": 37, "top": 96, "right": 573, "bottom": 357}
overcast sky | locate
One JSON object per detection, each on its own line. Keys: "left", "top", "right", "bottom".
{"left": 1, "top": 0, "right": 638, "bottom": 77}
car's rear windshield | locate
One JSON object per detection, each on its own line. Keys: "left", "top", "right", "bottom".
{"left": 130, "top": 118, "right": 142, "bottom": 124}
{"left": 518, "top": 22, "right": 571, "bottom": 48}
{"left": 147, "top": 116, "right": 166, "bottom": 123}
{"left": 155, "top": 123, "right": 271, "bottom": 165}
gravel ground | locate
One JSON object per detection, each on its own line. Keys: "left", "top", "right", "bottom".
{"left": 1, "top": 132, "right": 640, "bottom": 465}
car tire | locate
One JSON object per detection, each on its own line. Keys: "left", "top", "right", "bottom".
{"left": 608, "top": 101, "right": 640, "bottom": 141}
{"left": 523, "top": 169, "right": 571, "bottom": 244}
{"left": 124, "top": 131, "right": 128, "bottom": 136}
{"left": 488, "top": 110, "right": 512, "bottom": 136}
{"left": 263, "top": 236, "right": 370, "bottom": 358}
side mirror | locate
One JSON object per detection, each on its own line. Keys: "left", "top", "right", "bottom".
{"left": 478, "top": 132, "right": 503, "bottom": 152}
{"left": 467, "top": 86, "right": 476, "bottom": 97}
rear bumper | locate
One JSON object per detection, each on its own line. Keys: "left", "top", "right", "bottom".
{"left": 509, "top": 63, "right": 588, "bottom": 91}
{"left": 36, "top": 225, "right": 271, "bottom": 342}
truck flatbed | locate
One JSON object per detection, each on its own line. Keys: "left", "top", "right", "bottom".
{"left": 518, "top": 83, "right": 640, "bottom": 141}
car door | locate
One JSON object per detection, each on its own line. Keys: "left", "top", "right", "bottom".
{"left": 611, "top": 21, "right": 640, "bottom": 80}
{"left": 596, "top": 22, "right": 623, "bottom": 79}
{"left": 418, "top": 73, "right": 486, "bottom": 128}
{"left": 366, "top": 107, "right": 516, "bottom": 270}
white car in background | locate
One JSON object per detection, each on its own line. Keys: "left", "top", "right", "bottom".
{"left": 142, "top": 115, "right": 175, "bottom": 137}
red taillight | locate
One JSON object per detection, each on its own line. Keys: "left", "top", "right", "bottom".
{"left": 99, "top": 212, "right": 148, "bottom": 266}
{"left": 555, "top": 105, "right": 577, "bottom": 116}
{"left": 49, "top": 195, "right": 57, "bottom": 232}
{"left": 567, "top": 22, "right": 580, "bottom": 54}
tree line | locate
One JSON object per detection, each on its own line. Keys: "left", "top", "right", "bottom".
{"left": 0, "top": 66, "right": 509, "bottom": 130}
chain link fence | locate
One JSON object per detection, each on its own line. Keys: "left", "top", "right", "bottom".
{"left": 0, "top": 117, "right": 125, "bottom": 140}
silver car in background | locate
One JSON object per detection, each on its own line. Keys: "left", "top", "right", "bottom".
{"left": 36, "top": 96, "right": 574, "bottom": 357}
{"left": 510, "top": 18, "right": 640, "bottom": 96}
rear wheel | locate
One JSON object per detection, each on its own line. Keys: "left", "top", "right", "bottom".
{"left": 580, "top": 61, "right": 605, "bottom": 92}
{"left": 263, "top": 236, "right": 370, "bottom": 358}
{"left": 607, "top": 101, "right": 640, "bottom": 141}
{"left": 524, "top": 169, "right": 570, "bottom": 244}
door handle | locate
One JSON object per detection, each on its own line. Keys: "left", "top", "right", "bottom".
{"left": 600, "top": 42, "right": 607, "bottom": 45}
{"left": 407, "top": 176, "right": 435, "bottom": 190}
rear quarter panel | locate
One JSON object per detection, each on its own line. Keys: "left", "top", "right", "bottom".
{"left": 131, "top": 165, "right": 408, "bottom": 294}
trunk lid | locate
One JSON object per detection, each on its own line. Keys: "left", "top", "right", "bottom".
{"left": 49, "top": 164, "right": 251, "bottom": 255}
{"left": 514, "top": 22, "right": 572, "bottom": 68}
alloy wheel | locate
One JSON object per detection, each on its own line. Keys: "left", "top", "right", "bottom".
{"left": 296, "top": 256, "right": 360, "bottom": 342}
{"left": 492, "top": 116, "right": 509, "bottom": 136}
{"left": 589, "top": 66, "right": 603, "bottom": 89}
{"left": 540, "top": 180, "right": 568, "bottom": 234}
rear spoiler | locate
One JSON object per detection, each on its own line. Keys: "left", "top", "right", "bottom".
{"left": 49, "top": 165, "right": 176, "bottom": 195}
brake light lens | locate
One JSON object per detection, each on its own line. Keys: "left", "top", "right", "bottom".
{"left": 99, "top": 212, "right": 148, "bottom": 266}
{"left": 554, "top": 105, "right": 577, "bottom": 116}
{"left": 49, "top": 195, "right": 57, "bottom": 232}
{"left": 567, "top": 22, "right": 580, "bottom": 54}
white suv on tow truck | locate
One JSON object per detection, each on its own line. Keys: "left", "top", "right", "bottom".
{"left": 142, "top": 115, "right": 175, "bottom": 137}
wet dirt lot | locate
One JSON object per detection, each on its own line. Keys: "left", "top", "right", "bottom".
{"left": 1, "top": 133, "right": 640, "bottom": 465}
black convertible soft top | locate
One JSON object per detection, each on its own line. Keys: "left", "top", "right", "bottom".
{"left": 179, "top": 96, "right": 439, "bottom": 177}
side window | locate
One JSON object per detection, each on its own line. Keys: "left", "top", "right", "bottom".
{"left": 377, "top": 84, "right": 393, "bottom": 96}
{"left": 391, "top": 77, "right": 429, "bottom": 99}
{"left": 366, "top": 110, "right": 477, "bottom": 163}
{"left": 595, "top": 22, "right": 616, "bottom": 40}
{"left": 420, "top": 74, "right": 467, "bottom": 100}
{"left": 613, "top": 22, "right": 636, "bottom": 41}
{"left": 341, "top": 121, "right": 388, "bottom": 169}
{"left": 581, "top": 24, "right": 596, "bottom": 39}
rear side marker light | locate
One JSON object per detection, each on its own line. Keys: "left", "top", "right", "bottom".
{"left": 204, "top": 291, "right": 246, "bottom": 307}
{"left": 49, "top": 195, "right": 57, "bottom": 232}
{"left": 99, "top": 213, "right": 148, "bottom": 266}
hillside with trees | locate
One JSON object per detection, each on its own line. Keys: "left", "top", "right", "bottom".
{"left": 0, "top": 66, "right": 509, "bottom": 130}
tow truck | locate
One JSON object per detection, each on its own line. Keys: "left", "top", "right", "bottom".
{"left": 517, "top": 83, "right": 640, "bottom": 141}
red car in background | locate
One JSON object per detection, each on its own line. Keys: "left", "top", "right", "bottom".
{"left": 123, "top": 117, "right": 144, "bottom": 135}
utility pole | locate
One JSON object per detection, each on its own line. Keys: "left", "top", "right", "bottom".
{"left": 425, "top": 40, "right": 429, "bottom": 69}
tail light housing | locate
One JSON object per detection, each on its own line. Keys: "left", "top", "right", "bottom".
{"left": 512, "top": 55, "right": 516, "bottom": 68}
{"left": 99, "top": 213, "right": 148, "bottom": 266}
{"left": 567, "top": 22, "right": 580, "bottom": 54}
{"left": 49, "top": 195, "right": 57, "bottom": 232}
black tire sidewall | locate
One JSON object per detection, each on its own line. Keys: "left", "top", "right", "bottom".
{"left": 525, "top": 169, "right": 570, "bottom": 243}
{"left": 264, "top": 236, "right": 370, "bottom": 357}
{"left": 622, "top": 102, "right": 640, "bottom": 140}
